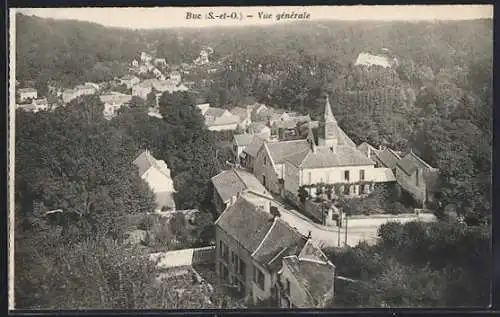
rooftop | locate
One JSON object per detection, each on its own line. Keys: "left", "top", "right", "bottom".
{"left": 233, "top": 134, "right": 254, "bottom": 147}
{"left": 266, "top": 139, "right": 311, "bottom": 164}
{"left": 282, "top": 255, "right": 335, "bottom": 307}
{"left": 211, "top": 168, "right": 270, "bottom": 203}
{"left": 215, "top": 197, "right": 275, "bottom": 253}
{"left": 242, "top": 135, "right": 266, "bottom": 157}
{"left": 285, "top": 145, "right": 375, "bottom": 168}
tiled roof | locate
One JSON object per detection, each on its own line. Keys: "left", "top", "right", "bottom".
{"left": 230, "top": 107, "right": 249, "bottom": 121}
{"left": 133, "top": 151, "right": 154, "bottom": 176}
{"left": 19, "top": 88, "right": 37, "bottom": 93}
{"left": 250, "top": 122, "right": 269, "bottom": 133}
{"left": 282, "top": 256, "right": 335, "bottom": 307}
{"left": 357, "top": 142, "right": 379, "bottom": 158}
{"left": 376, "top": 148, "right": 402, "bottom": 169}
{"left": 211, "top": 168, "right": 269, "bottom": 203}
{"left": 253, "top": 218, "right": 308, "bottom": 272}
{"left": 298, "top": 239, "right": 331, "bottom": 264}
{"left": 273, "top": 115, "right": 311, "bottom": 129}
{"left": 204, "top": 107, "right": 227, "bottom": 118}
{"left": 215, "top": 197, "right": 275, "bottom": 253}
{"left": 207, "top": 114, "right": 240, "bottom": 127}
{"left": 233, "top": 134, "right": 254, "bottom": 147}
{"left": 243, "top": 135, "right": 266, "bottom": 157}
{"left": 286, "top": 145, "right": 374, "bottom": 168}
{"left": 397, "top": 151, "right": 433, "bottom": 175}
{"left": 266, "top": 140, "right": 310, "bottom": 164}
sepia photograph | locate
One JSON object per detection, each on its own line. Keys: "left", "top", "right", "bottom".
{"left": 9, "top": 5, "right": 493, "bottom": 310}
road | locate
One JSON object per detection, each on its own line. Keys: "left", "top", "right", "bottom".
{"left": 277, "top": 204, "right": 379, "bottom": 248}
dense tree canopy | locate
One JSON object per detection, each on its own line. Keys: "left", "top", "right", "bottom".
{"left": 325, "top": 221, "right": 490, "bottom": 308}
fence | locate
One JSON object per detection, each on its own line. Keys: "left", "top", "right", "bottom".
{"left": 192, "top": 246, "right": 216, "bottom": 265}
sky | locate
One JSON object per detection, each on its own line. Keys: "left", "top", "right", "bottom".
{"left": 15, "top": 5, "right": 493, "bottom": 29}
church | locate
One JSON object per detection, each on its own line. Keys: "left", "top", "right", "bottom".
{"left": 253, "top": 96, "right": 395, "bottom": 200}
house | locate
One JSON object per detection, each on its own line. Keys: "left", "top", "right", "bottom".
{"left": 62, "top": 89, "right": 79, "bottom": 103}
{"left": 75, "top": 83, "right": 98, "bottom": 96}
{"left": 133, "top": 150, "right": 176, "bottom": 211}
{"left": 100, "top": 92, "right": 132, "bottom": 120}
{"left": 154, "top": 58, "right": 167, "bottom": 67}
{"left": 203, "top": 107, "right": 240, "bottom": 131}
{"left": 140, "top": 52, "right": 153, "bottom": 63}
{"left": 18, "top": 88, "right": 38, "bottom": 102}
{"left": 282, "top": 98, "right": 399, "bottom": 200}
{"left": 17, "top": 103, "right": 37, "bottom": 112}
{"left": 120, "top": 75, "right": 140, "bottom": 89}
{"left": 169, "top": 71, "right": 182, "bottom": 85}
{"left": 354, "top": 52, "right": 397, "bottom": 69}
{"left": 210, "top": 168, "right": 271, "bottom": 215}
{"left": 31, "top": 98, "right": 49, "bottom": 112}
{"left": 249, "top": 122, "right": 271, "bottom": 138}
{"left": 268, "top": 110, "right": 299, "bottom": 126}
{"left": 395, "top": 151, "right": 439, "bottom": 207}
{"left": 277, "top": 245, "right": 335, "bottom": 308}
{"left": 196, "top": 103, "right": 210, "bottom": 115}
{"left": 215, "top": 190, "right": 335, "bottom": 306}
{"left": 271, "top": 115, "right": 311, "bottom": 140}
{"left": 250, "top": 104, "right": 273, "bottom": 122}
{"left": 194, "top": 48, "right": 210, "bottom": 65}
{"left": 230, "top": 106, "right": 252, "bottom": 131}
{"left": 254, "top": 139, "right": 311, "bottom": 195}
{"left": 132, "top": 80, "right": 155, "bottom": 99}
{"left": 232, "top": 134, "right": 255, "bottom": 164}
{"left": 240, "top": 135, "right": 267, "bottom": 172}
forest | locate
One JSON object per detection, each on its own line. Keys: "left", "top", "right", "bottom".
{"left": 14, "top": 13, "right": 492, "bottom": 308}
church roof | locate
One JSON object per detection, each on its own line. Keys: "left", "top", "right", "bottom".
{"left": 285, "top": 146, "right": 374, "bottom": 168}
{"left": 324, "top": 96, "right": 336, "bottom": 123}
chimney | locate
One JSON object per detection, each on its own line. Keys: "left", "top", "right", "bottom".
{"left": 307, "top": 231, "right": 312, "bottom": 240}
{"left": 367, "top": 147, "right": 371, "bottom": 159}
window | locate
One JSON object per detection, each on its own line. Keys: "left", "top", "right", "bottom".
{"left": 416, "top": 169, "right": 420, "bottom": 186}
{"left": 223, "top": 244, "right": 229, "bottom": 262}
{"left": 344, "top": 170, "right": 350, "bottom": 181}
{"left": 219, "top": 240, "right": 223, "bottom": 257}
{"left": 239, "top": 259, "right": 246, "bottom": 278}
{"left": 253, "top": 266, "right": 265, "bottom": 290}
{"left": 264, "top": 156, "right": 267, "bottom": 165}
{"left": 360, "top": 169, "right": 365, "bottom": 181}
{"left": 262, "top": 175, "right": 266, "bottom": 187}
{"left": 231, "top": 252, "right": 239, "bottom": 272}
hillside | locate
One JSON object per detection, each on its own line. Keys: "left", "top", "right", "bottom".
{"left": 16, "top": 14, "right": 147, "bottom": 87}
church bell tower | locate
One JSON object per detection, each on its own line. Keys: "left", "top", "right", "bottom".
{"left": 319, "top": 95, "right": 339, "bottom": 148}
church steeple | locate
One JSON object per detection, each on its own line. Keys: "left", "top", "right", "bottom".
{"left": 319, "top": 95, "right": 339, "bottom": 148}
{"left": 324, "top": 95, "right": 336, "bottom": 124}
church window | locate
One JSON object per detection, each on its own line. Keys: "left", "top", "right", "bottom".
{"left": 344, "top": 170, "right": 350, "bottom": 181}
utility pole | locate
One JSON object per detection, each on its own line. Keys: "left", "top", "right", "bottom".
{"left": 344, "top": 213, "right": 348, "bottom": 247}
{"left": 337, "top": 218, "right": 341, "bottom": 247}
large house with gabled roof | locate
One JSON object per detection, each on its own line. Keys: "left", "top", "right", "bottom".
{"left": 210, "top": 168, "right": 271, "bottom": 215}
{"left": 214, "top": 190, "right": 335, "bottom": 307}
{"left": 357, "top": 142, "right": 439, "bottom": 207}
{"left": 251, "top": 96, "right": 395, "bottom": 200}
{"left": 133, "top": 150, "right": 176, "bottom": 211}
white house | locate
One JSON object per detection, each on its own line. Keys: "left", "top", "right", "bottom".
{"left": 18, "top": 88, "right": 38, "bottom": 102}
{"left": 100, "top": 92, "right": 132, "bottom": 120}
{"left": 133, "top": 150, "right": 176, "bottom": 211}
